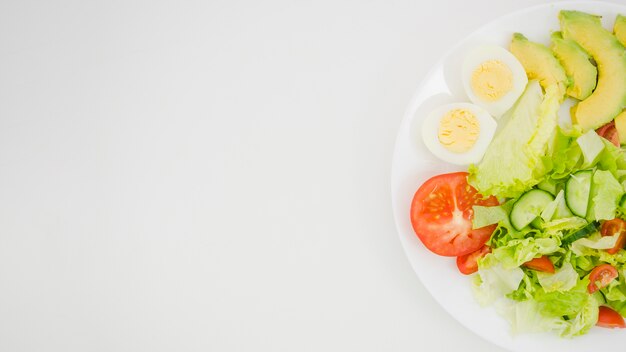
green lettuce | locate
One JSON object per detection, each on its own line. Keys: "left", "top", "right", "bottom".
{"left": 541, "top": 216, "right": 587, "bottom": 235}
{"left": 473, "top": 254, "right": 525, "bottom": 306}
{"left": 494, "top": 274, "right": 599, "bottom": 337}
{"left": 536, "top": 262, "right": 578, "bottom": 292}
{"left": 571, "top": 232, "right": 619, "bottom": 256}
{"left": 469, "top": 81, "right": 560, "bottom": 198}
{"left": 587, "top": 170, "right": 623, "bottom": 221}
{"left": 576, "top": 130, "right": 605, "bottom": 167}
{"left": 472, "top": 205, "right": 508, "bottom": 229}
{"left": 492, "top": 237, "right": 561, "bottom": 269}
{"left": 547, "top": 127, "right": 583, "bottom": 179}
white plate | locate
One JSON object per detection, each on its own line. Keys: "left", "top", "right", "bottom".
{"left": 391, "top": 1, "right": 626, "bottom": 351}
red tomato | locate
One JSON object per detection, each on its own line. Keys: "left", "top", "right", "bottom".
{"left": 600, "top": 219, "right": 626, "bottom": 255}
{"left": 597, "top": 306, "right": 626, "bottom": 329}
{"left": 588, "top": 264, "right": 619, "bottom": 293}
{"left": 410, "top": 172, "right": 499, "bottom": 257}
{"left": 523, "top": 256, "right": 555, "bottom": 273}
{"left": 457, "top": 246, "right": 491, "bottom": 275}
{"left": 596, "top": 121, "right": 620, "bottom": 147}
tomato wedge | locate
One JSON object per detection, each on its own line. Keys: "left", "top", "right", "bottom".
{"left": 588, "top": 264, "right": 619, "bottom": 293}
{"left": 597, "top": 306, "right": 626, "bottom": 328}
{"left": 410, "top": 172, "right": 499, "bottom": 257}
{"left": 600, "top": 219, "right": 626, "bottom": 255}
{"left": 523, "top": 255, "right": 555, "bottom": 273}
{"left": 457, "top": 246, "right": 491, "bottom": 275}
{"left": 596, "top": 121, "right": 620, "bottom": 147}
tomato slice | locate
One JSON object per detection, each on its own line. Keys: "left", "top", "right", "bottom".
{"left": 523, "top": 255, "right": 555, "bottom": 273}
{"left": 457, "top": 246, "right": 491, "bottom": 275}
{"left": 410, "top": 172, "right": 499, "bottom": 257}
{"left": 588, "top": 264, "right": 619, "bottom": 293}
{"left": 597, "top": 306, "right": 626, "bottom": 328}
{"left": 600, "top": 219, "right": 626, "bottom": 255}
{"left": 596, "top": 121, "right": 620, "bottom": 147}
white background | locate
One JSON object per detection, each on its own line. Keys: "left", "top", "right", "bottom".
{"left": 2, "top": 1, "right": 619, "bottom": 351}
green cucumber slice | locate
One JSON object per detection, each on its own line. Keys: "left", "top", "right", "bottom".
{"left": 510, "top": 189, "right": 555, "bottom": 231}
{"left": 561, "top": 222, "right": 597, "bottom": 244}
{"left": 565, "top": 170, "right": 593, "bottom": 218}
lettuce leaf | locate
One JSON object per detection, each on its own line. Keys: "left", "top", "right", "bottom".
{"left": 472, "top": 205, "right": 508, "bottom": 229}
{"left": 576, "top": 130, "right": 605, "bottom": 167}
{"left": 473, "top": 254, "right": 525, "bottom": 306}
{"left": 536, "top": 262, "right": 578, "bottom": 292}
{"left": 495, "top": 299, "right": 565, "bottom": 335}
{"left": 587, "top": 170, "right": 623, "bottom": 221}
{"left": 492, "top": 237, "right": 561, "bottom": 269}
{"left": 469, "top": 81, "right": 560, "bottom": 198}
{"left": 571, "top": 232, "right": 619, "bottom": 256}
{"left": 547, "top": 127, "right": 583, "bottom": 179}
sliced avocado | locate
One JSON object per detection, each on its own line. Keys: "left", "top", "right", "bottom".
{"left": 612, "top": 14, "right": 626, "bottom": 145}
{"left": 615, "top": 14, "right": 626, "bottom": 46}
{"left": 615, "top": 110, "right": 626, "bottom": 145}
{"left": 560, "top": 10, "right": 626, "bottom": 131}
{"left": 550, "top": 31, "right": 597, "bottom": 100}
{"left": 509, "top": 33, "right": 568, "bottom": 100}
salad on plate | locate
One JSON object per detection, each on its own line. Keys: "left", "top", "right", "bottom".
{"left": 411, "top": 10, "right": 626, "bottom": 337}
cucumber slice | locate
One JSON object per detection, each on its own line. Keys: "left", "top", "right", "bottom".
{"left": 565, "top": 170, "right": 593, "bottom": 218}
{"left": 561, "top": 222, "right": 597, "bottom": 244}
{"left": 510, "top": 189, "right": 555, "bottom": 231}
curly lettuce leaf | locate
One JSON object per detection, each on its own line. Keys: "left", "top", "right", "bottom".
{"left": 536, "top": 262, "right": 578, "bottom": 292}
{"left": 473, "top": 254, "right": 525, "bottom": 306}
{"left": 469, "top": 81, "right": 560, "bottom": 198}
{"left": 587, "top": 170, "right": 624, "bottom": 221}
{"left": 492, "top": 237, "right": 561, "bottom": 269}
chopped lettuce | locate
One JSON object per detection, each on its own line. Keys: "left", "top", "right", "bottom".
{"left": 486, "top": 267, "right": 598, "bottom": 337}
{"left": 548, "top": 127, "right": 583, "bottom": 179}
{"left": 495, "top": 299, "right": 565, "bottom": 335}
{"left": 576, "top": 130, "right": 605, "bottom": 166}
{"left": 541, "top": 216, "right": 587, "bottom": 235}
{"left": 536, "top": 262, "right": 577, "bottom": 292}
{"left": 587, "top": 170, "right": 623, "bottom": 221}
{"left": 605, "top": 280, "right": 626, "bottom": 301}
{"left": 571, "top": 231, "right": 620, "bottom": 256}
{"left": 473, "top": 254, "right": 525, "bottom": 306}
{"left": 492, "top": 237, "right": 561, "bottom": 269}
{"left": 540, "top": 190, "right": 575, "bottom": 221}
{"left": 472, "top": 205, "right": 508, "bottom": 229}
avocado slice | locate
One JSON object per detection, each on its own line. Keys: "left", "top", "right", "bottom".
{"left": 613, "top": 14, "right": 626, "bottom": 144}
{"left": 550, "top": 31, "right": 597, "bottom": 100}
{"left": 560, "top": 10, "right": 626, "bottom": 131}
{"left": 615, "top": 14, "right": 626, "bottom": 46}
{"left": 509, "top": 33, "right": 568, "bottom": 100}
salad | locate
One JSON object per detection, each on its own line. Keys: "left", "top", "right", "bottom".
{"left": 411, "top": 10, "right": 626, "bottom": 337}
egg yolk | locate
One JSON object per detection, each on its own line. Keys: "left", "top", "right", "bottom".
{"left": 471, "top": 60, "right": 513, "bottom": 102}
{"left": 438, "top": 109, "right": 480, "bottom": 153}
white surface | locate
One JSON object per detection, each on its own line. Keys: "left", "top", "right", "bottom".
{"left": 391, "top": 2, "right": 626, "bottom": 351}
{"left": 0, "top": 1, "right": 619, "bottom": 351}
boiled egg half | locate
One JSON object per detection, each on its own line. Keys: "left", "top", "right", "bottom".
{"left": 422, "top": 103, "right": 496, "bottom": 165}
{"left": 462, "top": 45, "right": 528, "bottom": 118}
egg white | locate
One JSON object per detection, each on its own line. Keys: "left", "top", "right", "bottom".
{"left": 422, "top": 103, "right": 497, "bottom": 165}
{"left": 462, "top": 45, "right": 528, "bottom": 118}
